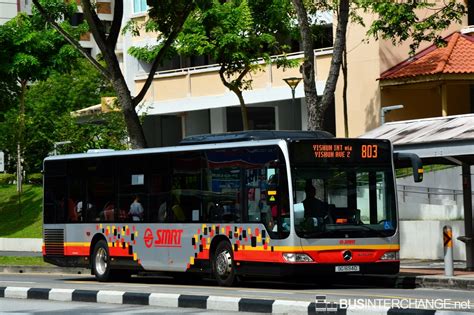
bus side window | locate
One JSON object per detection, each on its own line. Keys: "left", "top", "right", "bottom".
{"left": 170, "top": 151, "right": 203, "bottom": 223}
{"left": 205, "top": 165, "right": 241, "bottom": 224}
{"left": 44, "top": 179, "right": 66, "bottom": 224}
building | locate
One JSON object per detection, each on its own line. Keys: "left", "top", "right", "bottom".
{"left": 337, "top": 3, "right": 474, "bottom": 137}
{"left": 119, "top": 2, "right": 474, "bottom": 147}
{"left": 0, "top": 0, "right": 31, "bottom": 25}
{"left": 121, "top": 4, "right": 333, "bottom": 147}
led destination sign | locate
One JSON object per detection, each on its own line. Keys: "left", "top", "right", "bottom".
{"left": 313, "top": 144, "right": 353, "bottom": 159}
{"left": 291, "top": 140, "right": 391, "bottom": 165}
{"left": 313, "top": 144, "right": 379, "bottom": 159}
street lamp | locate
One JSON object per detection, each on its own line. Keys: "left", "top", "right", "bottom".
{"left": 283, "top": 77, "right": 303, "bottom": 129}
{"left": 283, "top": 77, "right": 303, "bottom": 102}
{"left": 380, "top": 104, "right": 404, "bottom": 125}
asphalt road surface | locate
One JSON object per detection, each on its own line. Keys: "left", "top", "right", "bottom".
{"left": 0, "top": 298, "right": 259, "bottom": 314}
{"left": 0, "top": 272, "right": 473, "bottom": 312}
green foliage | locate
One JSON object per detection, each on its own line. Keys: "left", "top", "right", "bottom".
{"left": 357, "top": 0, "right": 466, "bottom": 54}
{"left": 0, "top": 184, "right": 43, "bottom": 238}
{"left": 125, "top": 1, "right": 198, "bottom": 66}
{"left": 0, "top": 174, "right": 15, "bottom": 185}
{"left": 128, "top": 44, "right": 177, "bottom": 64}
{"left": 0, "top": 256, "right": 50, "bottom": 266}
{"left": 0, "top": 12, "right": 78, "bottom": 83}
{"left": 27, "top": 173, "right": 43, "bottom": 185}
{"left": 0, "top": 60, "right": 125, "bottom": 174}
{"left": 177, "top": 0, "right": 296, "bottom": 92}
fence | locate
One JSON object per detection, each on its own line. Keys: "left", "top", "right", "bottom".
{"left": 397, "top": 184, "right": 474, "bottom": 205}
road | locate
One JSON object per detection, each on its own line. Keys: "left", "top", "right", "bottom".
{"left": 0, "top": 298, "right": 258, "bottom": 314}
{"left": 0, "top": 272, "right": 473, "bottom": 312}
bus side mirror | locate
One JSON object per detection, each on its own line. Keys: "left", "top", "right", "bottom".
{"left": 394, "top": 152, "right": 423, "bottom": 183}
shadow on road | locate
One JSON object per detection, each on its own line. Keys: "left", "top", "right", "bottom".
{"left": 61, "top": 272, "right": 417, "bottom": 291}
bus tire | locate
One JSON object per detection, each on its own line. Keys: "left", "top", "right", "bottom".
{"left": 92, "top": 240, "right": 112, "bottom": 282}
{"left": 212, "top": 241, "right": 236, "bottom": 286}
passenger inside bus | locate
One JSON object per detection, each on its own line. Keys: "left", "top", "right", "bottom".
{"left": 101, "top": 201, "right": 115, "bottom": 221}
{"left": 302, "top": 185, "right": 329, "bottom": 221}
{"left": 129, "top": 195, "right": 144, "bottom": 222}
{"left": 67, "top": 198, "right": 78, "bottom": 222}
{"left": 171, "top": 194, "right": 186, "bottom": 222}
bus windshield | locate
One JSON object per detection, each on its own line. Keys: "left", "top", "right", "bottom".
{"left": 290, "top": 140, "right": 396, "bottom": 239}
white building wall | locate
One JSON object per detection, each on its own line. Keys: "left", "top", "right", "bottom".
{"left": 400, "top": 220, "right": 465, "bottom": 260}
{"left": 0, "top": 0, "right": 17, "bottom": 25}
{"left": 396, "top": 166, "right": 473, "bottom": 260}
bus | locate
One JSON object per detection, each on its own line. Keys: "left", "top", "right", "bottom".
{"left": 42, "top": 130, "right": 422, "bottom": 286}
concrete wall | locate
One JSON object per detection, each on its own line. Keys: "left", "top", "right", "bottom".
{"left": 399, "top": 202, "right": 464, "bottom": 221}
{"left": 396, "top": 166, "right": 470, "bottom": 260}
{"left": 399, "top": 220, "right": 465, "bottom": 260}
{"left": 0, "top": 238, "right": 42, "bottom": 252}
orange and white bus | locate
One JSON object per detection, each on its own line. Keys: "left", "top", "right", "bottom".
{"left": 43, "top": 131, "right": 422, "bottom": 286}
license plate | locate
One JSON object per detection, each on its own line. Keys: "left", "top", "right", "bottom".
{"left": 335, "top": 265, "right": 360, "bottom": 272}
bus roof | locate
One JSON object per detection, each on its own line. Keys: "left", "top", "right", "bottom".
{"left": 180, "top": 130, "right": 333, "bottom": 145}
{"left": 44, "top": 131, "right": 334, "bottom": 162}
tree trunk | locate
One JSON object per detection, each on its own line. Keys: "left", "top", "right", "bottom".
{"left": 219, "top": 66, "right": 250, "bottom": 131}
{"left": 291, "top": 0, "right": 318, "bottom": 131}
{"left": 319, "top": 0, "right": 349, "bottom": 130}
{"left": 111, "top": 78, "right": 147, "bottom": 149}
{"left": 292, "top": 0, "right": 349, "bottom": 132}
{"left": 233, "top": 89, "right": 249, "bottom": 131}
{"left": 342, "top": 45, "right": 349, "bottom": 137}
{"left": 17, "top": 80, "right": 27, "bottom": 216}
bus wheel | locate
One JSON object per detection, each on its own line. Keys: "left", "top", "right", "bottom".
{"left": 212, "top": 241, "right": 235, "bottom": 286}
{"left": 92, "top": 240, "right": 111, "bottom": 282}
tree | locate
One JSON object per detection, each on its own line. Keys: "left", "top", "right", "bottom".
{"left": 0, "top": 59, "right": 127, "bottom": 173}
{"left": 291, "top": 0, "right": 466, "bottom": 133}
{"left": 32, "top": 0, "right": 197, "bottom": 148}
{"left": 0, "top": 10, "right": 78, "bottom": 201}
{"left": 174, "top": 0, "right": 296, "bottom": 130}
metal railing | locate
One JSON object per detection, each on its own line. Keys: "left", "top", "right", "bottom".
{"left": 397, "top": 184, "right": 474, "bottom": 204}
{"left": 136, "top": 47, "right": 334, "bottom": 79}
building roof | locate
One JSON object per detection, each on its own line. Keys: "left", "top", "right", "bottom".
{"left": 360, "top": 114, "right": 474, "bottom": 164}
{"left": 380, "top": 32, "right": 474, "bottom": 81}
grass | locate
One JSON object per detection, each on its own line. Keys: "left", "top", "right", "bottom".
{"left": 396, "top": 164, "right": 455, "bottom": 178}
{"left": 0, "top": 184, "right": 43, "bottom": 238}
{"left": 0, "top": 256, "right": 50, "bottom": 266}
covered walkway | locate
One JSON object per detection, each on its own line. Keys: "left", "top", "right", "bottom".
{"left": 362, "top": 114, "right": 474, "bottom": 270}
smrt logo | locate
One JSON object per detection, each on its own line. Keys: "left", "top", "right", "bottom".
{"left": 339, "top": 239, "right": 355, "bottom": 245}
{"left": 144, "top": 228, "right": 183, "bottom": 248}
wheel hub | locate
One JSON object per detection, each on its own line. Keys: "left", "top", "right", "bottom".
{"left": 216, "top": 250, "right": 232, "bottom": 277}
{"left": 95, "top": 247, "right": 108, "bottom": 276}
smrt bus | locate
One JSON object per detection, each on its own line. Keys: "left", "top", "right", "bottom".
{"left": 42, "top": 131, "right": 422, "bottom": 286}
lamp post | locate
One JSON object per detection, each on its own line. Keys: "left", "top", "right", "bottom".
{"left": 283, "top": 77, "right": 303, "bottom": 129}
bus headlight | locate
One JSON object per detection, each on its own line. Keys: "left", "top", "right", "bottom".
{"left": 380, "top": 251, "right": 399, "bottom": 261}
{"left": 282, "top": 253, "right": 313, "bottom": 263}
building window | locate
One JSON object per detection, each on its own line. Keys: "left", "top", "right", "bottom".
{"left": 226, "top": 107, "right": 275, "bottom": 131}
{"left": 70, "top": 13, "right": 84, "bottom": 27}
{"left": 133, "top": 0, "right": 147, "bottom": 13}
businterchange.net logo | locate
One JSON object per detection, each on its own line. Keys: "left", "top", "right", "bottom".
{"left": 315, "top": 295, "right": 472, "bottom": 312}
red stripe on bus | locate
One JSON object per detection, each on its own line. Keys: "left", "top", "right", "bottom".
{"left": 306, "top": 249, "right": 390, "bottom": 264}
{"left": 64, "top": 246, "right": 90, "bottom": 256}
